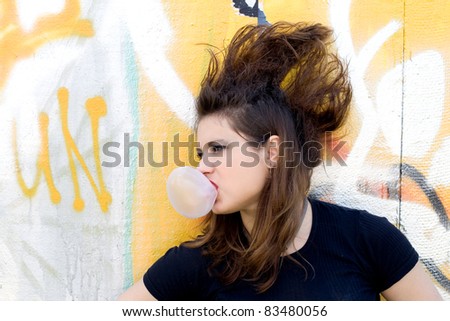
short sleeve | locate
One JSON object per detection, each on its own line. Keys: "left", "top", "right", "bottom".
{"left": 143, "top": 245, "right": 210, "bottom": 300}
{"left": 357, "top": 212, "right": 419, "bottom": 292}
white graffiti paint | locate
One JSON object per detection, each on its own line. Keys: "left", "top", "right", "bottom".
{"left": 429, "top": 137, "right": 450, "bottom": 187}
{"left": 329, "top": 0, "right": 402, "bottom": 200}
{"left": 124, "top": 0, "right": 196, "bottom": 128}
{"left": 0, "top": 1, "right": 131, "bottom": 300}
{"left": 245, "top": 0, "right": 256, "bottom": 7}
{"left": 16, "top": 0, "right": 66, "bottom": 32}
{"left": 377, "top": 50, "right": 445, "bottom": 158}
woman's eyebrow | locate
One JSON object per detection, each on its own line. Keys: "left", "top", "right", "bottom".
{"left": 207, "top": 139, "right": 228, "bottom": 146}
{"left": 197, "top": 139, "right": 228, "bottom": 149}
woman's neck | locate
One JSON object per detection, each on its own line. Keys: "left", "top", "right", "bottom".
{"left": 285, "top": 199, "right": 312, "bottom": 255}
{"left": 239, "top": 199, "right": 312, "bottom": 253}
{"left": 239, "top": 208, "right": 256, "bottom": 235}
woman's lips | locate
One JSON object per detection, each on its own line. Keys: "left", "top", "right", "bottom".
{"left": 209, "top": 180, "right": 218, "bottom": 190}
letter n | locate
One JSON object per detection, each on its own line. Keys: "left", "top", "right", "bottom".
{"left": 58, "top": 87, "right": 112, "bottom": 212}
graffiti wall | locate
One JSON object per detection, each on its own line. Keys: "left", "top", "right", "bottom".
{"left": 0, "top": 0, "right": 448, "bottom": 300}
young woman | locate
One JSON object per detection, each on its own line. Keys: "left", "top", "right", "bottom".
{"left": 119, "top": 22, "right": 442, "bottom": 300}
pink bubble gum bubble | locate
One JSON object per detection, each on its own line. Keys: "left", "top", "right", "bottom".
{"left": 166, "top": 167, "right": 217, "bottom": 219}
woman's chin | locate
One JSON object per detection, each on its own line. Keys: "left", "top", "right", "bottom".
{"left": 212, "top": 207, "right": 238, "bottom": 215}
{"left": 211, "top": 200, "right": 240, "bottom": 215}
{"left": 211, "top": 207, "right": 224, "bottom": 215}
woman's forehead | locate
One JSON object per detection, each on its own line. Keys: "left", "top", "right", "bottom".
{"left": 196, "top": 115, "right": 257, "bottom": 148}
{"left": 196, "top": 116, "right": 237, "bottom": 140}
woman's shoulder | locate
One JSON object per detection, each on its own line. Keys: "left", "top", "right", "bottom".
{"left": 310, "top": 197, "right": 365, "bottom": 212}
{"left": 309, "top": 197, "right": 398, "bottom": 235}
{"left": 159, "top": 242, "right": 208, "bottom": 263}
{"left": 309, "top": 197, "right": 416, "bottom": 248}
{"left": 143, "top": 242, "right": 213, "bottom": 300}
{"left": 308, "top": 197, "right": 418, "bottom": 275}
{"left": 309, "top": 197, "right": 377, "bottom": 220}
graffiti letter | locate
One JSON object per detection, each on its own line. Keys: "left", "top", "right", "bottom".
{"left": 13, "top": 113, "right": 61, "bottom": 204}
{"left": 58, "top": 87, "right": 111, "bottom": 212}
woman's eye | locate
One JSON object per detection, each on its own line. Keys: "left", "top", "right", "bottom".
{"left": 209, "top": 145, "right": 225, "bottom": 153}
{"left": 195, "top": 144, "right": 226, "bottom": 160}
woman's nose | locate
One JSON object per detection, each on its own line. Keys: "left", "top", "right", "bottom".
{"left": 197, "top": 157, "right": 213, "bottom": 175}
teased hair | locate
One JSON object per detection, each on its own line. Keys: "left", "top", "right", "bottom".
{"left": 186, "top": 21, "right": 352, "bottom": 293}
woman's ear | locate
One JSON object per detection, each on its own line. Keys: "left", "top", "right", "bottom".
{"left": 265, "top": 135, "right": 281, "bottom": 168}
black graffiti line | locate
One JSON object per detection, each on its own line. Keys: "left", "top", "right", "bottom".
{"left": 309, "top": 168, "right": 449, "bottom": 292}
{"left": 400, "top": 163, "right": 449, "bottom": 230}
{"left": 232, "top": 0, "right": 258, "bottom": 17}
{"left": 422, "top": 258, "right": 450, "bottom": 293}
{"left": 399, "top": 163, "right": 449, "bottom": 293}
{"left": 232, "top": 0, "right": 269, "bottom": 25}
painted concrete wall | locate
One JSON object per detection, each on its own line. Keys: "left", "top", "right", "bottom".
{"left": 0, "top": 0, "right": 448, "bottom": 300}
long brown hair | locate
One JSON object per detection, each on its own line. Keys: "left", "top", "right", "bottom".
{"left": 186, "top": 21, "right": 352, "bottom": 293}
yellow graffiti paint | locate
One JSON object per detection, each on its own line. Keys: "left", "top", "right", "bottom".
{"left": 58, "top": 87, "right": 112, "bottom": 212}
{"left": 165, "top": 0, "right": 255, "bottom": 93}
{"left": 131, "top": 73, "right": 201, "bottom": 281}
{"left": 264, "top": 0, "right": 329, "bottom": 24}
{"left": 0, "top": 0, "right": 93, "bottom": 88}
{"left": 13, "top": 113, "right": 61, "bottom": 204}
{"left": 14, "top": 87, "right": 112, "bottom": 213}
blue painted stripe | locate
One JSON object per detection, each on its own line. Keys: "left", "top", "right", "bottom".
{"left": 123, "top": 30, "right": 140, "bottom": 290}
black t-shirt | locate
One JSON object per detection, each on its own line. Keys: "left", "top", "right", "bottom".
{"left": 143, "top": 199, "right": 419, "bottom": 300}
